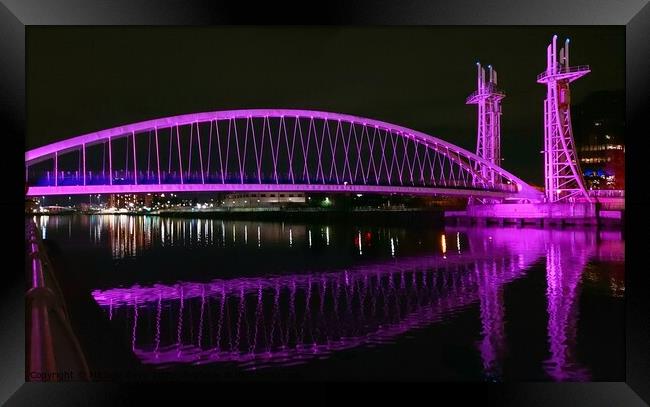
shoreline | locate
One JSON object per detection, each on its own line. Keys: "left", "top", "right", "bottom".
{"left": 28, "top": 207, "right": 452, "bottom": 225}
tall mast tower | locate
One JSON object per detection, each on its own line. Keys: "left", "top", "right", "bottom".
{"left": 537, "top": 35, "right": 591, "bottom": 202}
{"left": 466, "top": 63, "right": 505, "bottom": 186}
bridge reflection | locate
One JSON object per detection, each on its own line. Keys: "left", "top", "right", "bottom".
{"left": 87, "top": 224, "right": 623, "bottom": 379}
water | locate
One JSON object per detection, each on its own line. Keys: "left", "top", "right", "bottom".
{"left": 35, "top": 214, "right": 624, "bottom": 381}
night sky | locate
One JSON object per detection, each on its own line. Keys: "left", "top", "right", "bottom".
{"left": 26, "top": 26, "right": 624, "bottom": 185}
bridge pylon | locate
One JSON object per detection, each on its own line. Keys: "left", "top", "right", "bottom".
{"left": 466, "top": 62, "right": 505, "bottom": 187}
{"left": 537, "top": 35, "right": 591, "bottom": 203}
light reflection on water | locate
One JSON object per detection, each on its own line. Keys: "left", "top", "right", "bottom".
{"left": 38, "top": 215, "right": 624, "bottom": 380}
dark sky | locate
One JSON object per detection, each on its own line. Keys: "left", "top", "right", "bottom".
{"left": 26, "top": 26, "right": 624, "bottom": 185}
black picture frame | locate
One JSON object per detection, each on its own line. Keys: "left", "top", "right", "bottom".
{"left": 2, "top": 1, "right": 648, "bottom": 405}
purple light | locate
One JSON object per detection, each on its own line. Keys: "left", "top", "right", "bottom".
{"left": 27, "top": 183, "right": 523, "bottom": 197}
{"left": 24, "top": 109, "right": 542, "bottom": 201}
{"left": 83, "top": 225, "right": 619, "bottom": 376}
{"left": 537, "top": 36, "right": 591, "bottom": 202}
{"left": 94, "top": 249, "right": 537, "bottom": 370}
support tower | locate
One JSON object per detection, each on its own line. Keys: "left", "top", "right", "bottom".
{"left": 466, "top": 62, "right": 505, "bottom": 187}
{"left": 537, "top": 35, "right": 590, "bottom": 202}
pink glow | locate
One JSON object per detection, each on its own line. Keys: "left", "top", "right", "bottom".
{"left": 25, "top": 109, "right": 542, "bottom": 200}
{"left": 466, "top": 62, "right": 505, "bottom": 187}
{"left": 84, "top": 226, "right": 619, "bottom": 375}
{"left": 537, "top": 37, "right": 591, "bottom": 203}
{"left": 27, "top": 183, "right": 516, "bottom": 197}
{"left": 93, "top": 248, "right": 538, "bottom": 370}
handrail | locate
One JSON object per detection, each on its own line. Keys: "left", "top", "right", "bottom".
{"left": 465, "top": 83, "right": 506, "bottom": 103}
{"left": 26, "top": 221, "right": 69, "bottom": 318}
{"left": 537, "top": 65, "right": 590, "bottom": 81}
{"left": 588, "top": 189, "right": 625, "bottom": 198}
{"left": 26, "top": 218, "right": 90, "bottom": 381}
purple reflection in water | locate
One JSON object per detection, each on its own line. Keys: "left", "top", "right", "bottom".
{"left": 89, "top": 226, "right": 623, "bottom": 380}
{"left": 94, "top": 252, "right": 537, "bottom": 371}
{"left": 542, "top": 230, "right": 593, "bottom": 381}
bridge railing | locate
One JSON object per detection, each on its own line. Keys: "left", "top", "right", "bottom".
{"left": 28, "top": 169, "right": 520, "bottom": 195}
{"left": 465, "top": 82, "right": 506, "bottom": 103}
{"left": 537, "top": 64, "right": 591, "bottom": 81}
{"left": 588, "top": 189, "right": 624, "bottom": 198}
{"left": 26, "top": 219, "right": 90, "bottom": 381}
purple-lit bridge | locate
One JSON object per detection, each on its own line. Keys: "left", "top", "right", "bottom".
{"left": 25, "top": 109, "right": 542, "bottom": 201}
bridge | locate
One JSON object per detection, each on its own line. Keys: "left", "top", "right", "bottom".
{"left": 25, "top": 36, "right": 623, "bottom": 221}
{"left": 25, "top": 109, "right": 541, "bottom": 201}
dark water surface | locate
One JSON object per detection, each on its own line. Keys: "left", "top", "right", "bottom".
{"left": 35, "top": 214, "right": 624, "bottom": 381}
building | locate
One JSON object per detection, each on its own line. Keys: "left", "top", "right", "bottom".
{"left": 25, "top": 198, "right": 39, "bottom": 213}
{"left": 573, "top": 91, "right": 625, "bottom": 190}
{"left": 222, "top": 192, "right": 306, "bottom": 207}
{"left": 578, "top": 136, "right": 624, "bottom": 190}
{"left": 107, "top": 193, "right": 154, "bottom": 209}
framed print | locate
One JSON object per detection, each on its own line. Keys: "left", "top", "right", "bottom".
{"left": 3, "top": 0, "right": 649, "bottom": 405}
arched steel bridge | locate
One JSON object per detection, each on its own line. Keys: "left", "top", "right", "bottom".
{"left": 25, "top": 109, "right": 542, "bottom": 200}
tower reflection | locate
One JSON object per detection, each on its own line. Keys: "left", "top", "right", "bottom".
{"left": 542, "top": 230, "right": 594, "bottom": 381}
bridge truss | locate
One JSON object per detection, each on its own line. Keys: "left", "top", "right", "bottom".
{"left": 25, "top": 109, "right": 542, "bottom": 201}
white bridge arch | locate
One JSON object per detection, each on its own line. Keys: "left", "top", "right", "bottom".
{"left": 25, "top": 109, "right": 542, "bottom": 200}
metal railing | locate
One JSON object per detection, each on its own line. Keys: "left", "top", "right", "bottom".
{"left": 465, "top": 83, "right": 506, "bottom": 103}
{"left": 537, "top": 65, "right": 591, "bottom": 81}
{"left": 26, "top": 218, "right": 90, "bottom": 381}
{"left": 588, "top": 189, "right": 625, "bottom": 198}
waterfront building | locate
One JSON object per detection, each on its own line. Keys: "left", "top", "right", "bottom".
{"left": 573, "top": 90, "right": 625, "bottom": 190}
{"left": 222, "top": 192, "right": 306, "bottom": 207}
